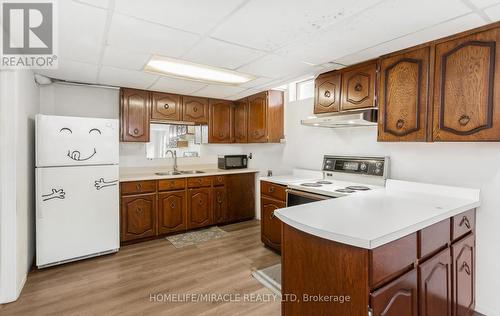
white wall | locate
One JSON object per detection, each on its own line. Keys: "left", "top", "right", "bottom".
{"left": 0, "top": 70, "right": 40, "bottom": 303}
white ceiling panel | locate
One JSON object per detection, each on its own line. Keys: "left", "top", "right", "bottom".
{"left": 114, "top": 0, "right": 246, "bottom": 34}
{"left": 36, "top": 59, "right": 99, "bottom": 83}
{"left": 212, "top": 0, "right": 378, "bottom": 51}
{"left": 183, "top": 38, "right": 265, "bottom": 69}
{"left": 98, "top": 66, "right": 158, "bottom": 89}
{"left": 58, "top": 1, "right": 107, "bottom": 64}
{"left": 148, "top": 76, "right": 208, "bottom": 95}
{"left": 193, "top": 85, "right": 248, "bottom": 98}
{"left": 237, "top": 54, "right": 313, "bottom": 78}
{"left": 334, "top": 13, "right": 486, "bottom": 65}
{"left": 107, "top": 13, "right": 200, "bottom": 57}
{"left": 226, "top": 88, "right": 261, "bottom": 100}
{"left": 101, "top": 46, "right": 151, "bottom": 71}
{"left": 484, "top": 3, "right": 500, "bottom": 19}
{"left": 276, "top": 0, "right": 472, "bottom": 65}
{"left": 74, "top": 0, "right": 109, "bottom": 9}
{"left": 239, "top": 76, "right": 275, "bottom": 89}
{"left": 469, "top": 0, "right": 500, "bottom": 8}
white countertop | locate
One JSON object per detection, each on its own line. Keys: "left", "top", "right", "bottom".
{"left": 120, "top": 165, "right": 259, "bottom": 182}
{"left": 274, "top": 179, "right": 480, "bottom": 249}
{"left": 259, "top": 169, "right": 323, "bottom": 186}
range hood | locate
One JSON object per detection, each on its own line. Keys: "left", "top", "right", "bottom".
{"left": 301, "top": 109, "right": 378, "bottom": 128}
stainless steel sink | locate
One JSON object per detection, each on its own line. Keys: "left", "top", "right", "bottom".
{"left": 155, "top": 171, "right": 182, "bottom": 176}
{"left": 180, "top": 170, "right": 205, "bottom": 174}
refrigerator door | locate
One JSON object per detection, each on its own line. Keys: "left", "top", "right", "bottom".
{"left": 36, "top": 165, "right": 119, "bottom": 267}
{"left": 36, "top": 114, "right": 119, "bottom": 167}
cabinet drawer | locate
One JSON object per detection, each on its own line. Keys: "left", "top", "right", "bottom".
{"left": 158, "top": 178, "right": 186, "bottom": 191}
{"left": 419, "top": 218, "right": 450, "bottom": 259}
{"left": 260, "top": 181, "right": 286, "bottom": 201}
{"left": 121, "top": 180, "right": 156, "bottom": 195}
{"left": 213, "top": 175, "right": 226, "bottom": 186}
{"left": 452, "top": 209, "right": 475, "bottom": 241}
{"left": 370, "top": 269, "right": 418, "bottom": 316}
{"left": 370, "top": 233, "right": 417, "bottom": 288}
{"left": 187, "top": 176, "right": 212, "bottom": 188}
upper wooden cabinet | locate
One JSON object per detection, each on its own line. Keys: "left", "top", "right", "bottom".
{"left": 209, "top": 99, "right": 233, "bottom": 143}
{"left": 433, "top": 27, "right": 500, "bottom": 141}
{"left": 378, "top": 46, "right": 430, "bottom": 142}
{"left": 151, "top": 92, "right": 182, "bottom": 122}
{"left": 247, "top": 90, "right": 284, "bottom": 143}
{"left": 341, "top": 61, "right": 377, "bottom": 111}
{"left": 182, "top": 96, "right": 209, "bottom": 124}
{"left": 233, "top": 99, "right": 248, "bottom": 143}
{"left": 120, "top": 88, "right": 150, "bottom": 142}
{"left": 314, "top": 71, "right": 341, "bottom": 114}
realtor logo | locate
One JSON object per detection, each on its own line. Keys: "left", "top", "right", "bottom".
{"left": 1, "top": 0, "right": 58, "bottom": 69}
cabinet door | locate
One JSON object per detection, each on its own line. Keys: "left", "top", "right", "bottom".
{"left": 213, "top": 186, "right": 227, "bottom": 224}
{"left": 433, "top": 27, "right": 500, "bottom": 141}
{"left": 341, "top": 62, "right": 377, "bottom": 111}
{"left": 247, "top": 92, "right": 268, "bottom": 143}
{"left": 371, "top": 269, "right": 418, "bottom": 316}
{"left": 314, "top": 72, "right": 341, "bottom": 114}
{"left": 226, "top": 173, "right": 255, "bottom": 222}
{"left": 234, "top": 99, "right": 248, "bottom": 143}
{"left": 419, "top": 248, "right": 452, "bottom": 316}
{"left": 151, "top": 92, "right": 181, "bottom": 121}
{"left": 158, "top": 190, "right": 185, "bottom": 235}
{"left": 209, "top": 99, "right": 233, "bottom": 143}
{"left": 378, "top": 47, "right": 429, "bottom": 141}
{"left": 261, "top": 197, "right": 285, "bottom": 251}
{"left": 120, "top": 88, "right": 150, "bottom": 142}
{"left": 187, "top": 188, "right": 211, "bottom": 229}
{"left": 120, "top": 193, "right": 156, "bottom": 241}
{"left": 182, "top": 96, "right": 209, "bottom": 124}
{"left": 452, "top": 234, "right": 475, "bottom": 316}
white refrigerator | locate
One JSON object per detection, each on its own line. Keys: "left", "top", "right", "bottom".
{"left": 35, "top": 114, "right": 120, "bottom": 268}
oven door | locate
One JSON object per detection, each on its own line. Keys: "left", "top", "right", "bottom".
{"left": 286, "top": 189, "right": 332, "bottom": 207}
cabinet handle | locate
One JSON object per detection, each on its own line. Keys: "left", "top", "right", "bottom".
{"left": 133, "top": 128, "right": 139, "bottom": 135}
{"left": 170, "top": 202, "right": 176, "bottom": 209}
{"left": 458, "top": 114, "right": 470, "bottom": 126}
{"left": 136, "top": 183, "right": 142, "bottom": 191}
{"left": 324, "top": 90, "right": 331, "bottom": 98}
{"left": 270, "top": 211, "right": 275, "bottom": 219}
{"left": 460, "top": 261, "right": 471, "bottom": 275}
{"left": 136, "top": 207, "right": 142, "bottom": 214}
{"left": 164, "top": 103, "right": 169, "bottom": 110}
{"left": 460, "top": 216, "right": 471, "bottom": 230}
{"left": 354, "top": 83, "right": 363, "bottom": 92}
{"left": 193, "top": 106, "right": 198, "bottom": 112}
{"left": 268, "top": 186, "right": 275, "bottom": 193}
{"left": 396, "top": 119, "right": 405, "bottom": 129}
{"left": 198, "top": 199, "right": 203, "bottom": 205}
{"left": 219, "top": 132, "right": 224, "bottom": 137}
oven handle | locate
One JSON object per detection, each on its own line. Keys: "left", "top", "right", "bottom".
{"left": 286, "top": 188, "right": 331, "bottom": 201}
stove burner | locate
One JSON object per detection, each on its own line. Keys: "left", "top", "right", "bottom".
{"left": 335, "top": 188, "right": 355, "bottom": 193}
{"left": 300, "top": 183, "right": 323, "bottom": 187}
{"left": 346, "top": 185, "right": 371, "bottom": 191}
{"left": 316, "top": 180, "right": 333, "bottom": 184}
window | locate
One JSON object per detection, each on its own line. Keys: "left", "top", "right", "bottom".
{"left": 296, "top": 79, "right": 314, "bottom": 100}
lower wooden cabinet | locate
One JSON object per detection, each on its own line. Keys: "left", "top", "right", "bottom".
{"left": 419, "top": 248, "right": 452, "bottom": 316}
{"left": 213, "top": 186, "right": 228, "bottom": 224}
{"left": 158, "top": 190, "right": 186, "bottom": 234}
{"left": 452, "top": 234, "right": 475, "bottom": 316}
{"left": 187, "top": 188, "right": 212, "bottom": 229}
{"left": 370, "top": 269, "right": 418, "bottom": 316}
{"left": 261, "top": 197, "right": 285, "bottom": 251}
{"left": 120, "top": 193, "right": 156, "bottom": 242}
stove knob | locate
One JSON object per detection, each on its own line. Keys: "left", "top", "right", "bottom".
{"left": 375, "top": 168, "right": 381, "bottom": 174}
{"left": 376, "top": 162, "right": 383, "bottom": 168}
{"left": 360, "top": 163, "right": 367, "bottom": 170}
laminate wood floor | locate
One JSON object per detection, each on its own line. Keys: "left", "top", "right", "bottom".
{"left": 0, "top": 220, "right": 281, "bottom": 316}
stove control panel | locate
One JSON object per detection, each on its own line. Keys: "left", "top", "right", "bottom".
{"left": 322, "top": 156, "right": 387, "bottom": 177}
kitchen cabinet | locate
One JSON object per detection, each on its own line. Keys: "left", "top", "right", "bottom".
{"left": 378, "top": 46, "right": 430, "bottom": 141}
{"left": 370, "top": 269, "right": 418, "bottom": 316}
{"left": 213, "top": 186, "right": 228, "bottom": 224}
{"left": 233, "top": 98, "right": 248, "bottom": 143}
{"left": 187, "top": 187, "right": 212, "bottom": 229}
{"left": 247, "top": 90, "right": 284, "bottom": 143}
{"left": 261, "top": 196, "right": 285, "bottom": 252}
{"left": 120, "top": 193, "right": 156, "bottom": 242}
{"left": 120, "top": 88, "right": 150, "bottom": 142}
{"left": 226, "top": 173, "right": 255, "bottom": 222}
{"left": 452, "top": 234, "right": 475, "bottom": 316}
{"left": 209, "top": 99, "right": 233, "bottom": 143}
{"left": 433, "top": 27, "right": 500, "bottom": 141}
{"left": 419, "top": 248, "right": 452, "bottom": 316}
{"left": 341, "top": 61, "right": 377, "bottom": 111}
{"left": 151, "top": 92, "right": 182, "bottom": 122}
{"left": 182, "top": 96, "right": 209, "bottom": 124}
{"left": 314, "top": 71, "right": 341, "bottom": 114}
{"left": 158, "top": 190, "right": 186, "bottom": 234}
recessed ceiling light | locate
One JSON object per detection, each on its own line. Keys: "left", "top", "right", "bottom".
{"left": 144, "top": 55, "right": 255, "bottom": 85}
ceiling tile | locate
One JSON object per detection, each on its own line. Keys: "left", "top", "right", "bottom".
{"left": 193, "top": 85, "right": 248, "bottom": 99}
{"left": 183, "top": 38, "right": 265, "bottom": 70}
{"left": 98, "top": 66, "right": 158, "bottom": 89}
{"left": 334, "top": 13, "right": 486, "bottom": 65}
{"left": 148, "top": 76, "right": 208, "bottom": 95}
{"left": 212, "top": 0, "right": 377, "bottom": 51}
{"left": 225, "top": 88, "right": 261, "bottom": 100}
{"left": 36, "top": 59, "right": 99, "bottom": 83}
{"left": 107, "top": 13, "right": 200, "bottom": 57}
{"left": 58, "top": 1, "right": 107, "bottom": 64}
{"left": 276, "top": 0, "right": 472, "bottom": 65}
{"left": 74, "top": 0, "right": 109, "bottom": 9}
{"left": 237, "top": 54, "right": 315, "bottom": 78}
{"left": 484, "top": 3, "right": 500, "bottom": 19}
{"left": 469, "top": 0, "right": 500, "bottom": 8}
{"left": 239, "top": 76, "right": 275, "bottom": 89}
{"left": 113, "top": 0, "right": 246, "bottom": 34}
{"left": 101, "top": 46, "right": 151, "bottom": 71}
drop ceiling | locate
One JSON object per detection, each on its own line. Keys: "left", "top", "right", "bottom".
{"left": 36, "top": 0, "right": 499, "bottom": 100}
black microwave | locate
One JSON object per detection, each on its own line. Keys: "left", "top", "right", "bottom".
{"left": 218, "top": 155, "right": 248, "bottom": 169}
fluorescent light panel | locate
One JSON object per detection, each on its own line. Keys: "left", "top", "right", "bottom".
{"left": 144, "top": 55, "right": 255, "bottom": 85}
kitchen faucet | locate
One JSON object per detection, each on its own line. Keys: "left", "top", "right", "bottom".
{"left": 165, "top": 150, "right": 178, "bottom": 172}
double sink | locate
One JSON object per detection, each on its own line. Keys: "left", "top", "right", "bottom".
{"left": 155, "top": 170, "right": 205, "bottom": 176}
